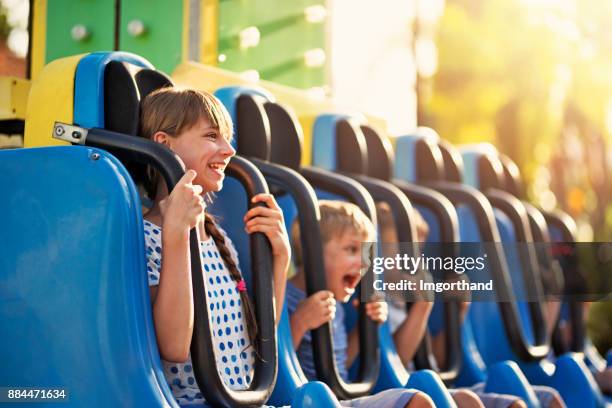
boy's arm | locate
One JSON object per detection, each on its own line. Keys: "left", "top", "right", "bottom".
{"left": 393, "top": 301, "right": 433, "bottom": 367}
{"left": 289, "top": 290, "right": 336, "bottom": 349}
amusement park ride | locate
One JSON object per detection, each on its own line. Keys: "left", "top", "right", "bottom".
{"left": 0, "top": 1, "right": 610, "bottom": 407}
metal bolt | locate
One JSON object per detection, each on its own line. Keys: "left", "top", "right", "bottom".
{"left": 91, "top": 153, "right": 100, "bottom": 161}
{"left": 54, "top": 125, "right": 65, "bottom": 137}
{"left": 71, "top": 24, "right": 89, "bottom": 41}
{"left": 72, "top": 131, "right": 82, "bottom": 140}
{"left": 127, "top": 20, "right": 146, "bottom": 37}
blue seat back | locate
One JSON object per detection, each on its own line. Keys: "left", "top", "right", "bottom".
{"left": 0, "top": 146, "right": 173, "bottom": 407}
{"left": 462, "top": 149, "right": 539, "bottom": 365}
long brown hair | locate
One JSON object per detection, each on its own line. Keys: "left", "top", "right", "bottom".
{"left": 140, "top": 87, "right": 259, "bottom": 354}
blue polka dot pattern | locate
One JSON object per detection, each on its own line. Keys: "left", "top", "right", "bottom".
{"left": 143, "top": 220, "right": 254, "bottom": 406}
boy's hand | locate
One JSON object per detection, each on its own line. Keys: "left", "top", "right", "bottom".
{"left": 160, "top": 170, "right": 205, "bottom": 239}
{"left": 292, "top": 290, "right": 336, "bottom": 331}
{"left": 244, "top": 193, "right": 291, "bottom": 263}
{"left": 353, "top": 298, "right": 388, "bottom": 324}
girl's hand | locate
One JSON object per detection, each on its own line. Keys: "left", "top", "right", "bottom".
{"left": 160, "top": 170, "right": 205, "bottom": 239}
{"left": 353, "top": 297, "right": 388, "bottom": 324}
{"left": 243, "top": 193, "right": 291, "bottom": 262}
{"left": 293, "top": 290, "right": 336, "bottom": 331}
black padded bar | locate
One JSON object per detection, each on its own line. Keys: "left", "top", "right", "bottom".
{"left": 300, "top": 166, "right": 380, "bottom": 399}
{"left": 361, "top": 125, "right": 462, "bottom": 383}
{"left": 248, "top": 158, "right": 338, "bottom": 383}
{"left": 484, "top": 190, "right": 549, "bottom": 350}
{"left": 523, "top": 203, "right": 564, "bottom": 297}
{"left": 392, "top": 180, "right": 463, "bottom": 383}
{"left": 260, "top": 103, "right": 379, "bottom": 398}
{"left": 423, "top": 180, "right": 550, "bottom": 361}
{"left": 544, "top": 211, "right": 586, "bottom": 354}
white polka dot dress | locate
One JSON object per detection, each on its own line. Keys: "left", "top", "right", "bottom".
{"left": 144, "top": 220, "right": 255, "bottom": 406}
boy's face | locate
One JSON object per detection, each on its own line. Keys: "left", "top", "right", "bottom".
{"left": 324, "top": 229, "right": 367, "bottom": 302}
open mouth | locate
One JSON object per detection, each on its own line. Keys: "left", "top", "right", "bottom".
{"left": 342, "top": 273, "right": 360, "bottom": 292}
{"left": 208, "top": 162, "right": 226, "bottom": 176}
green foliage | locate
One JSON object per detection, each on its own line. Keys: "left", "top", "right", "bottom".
{"left": 0, "top": 4, "right": 11, "bottom": 41}
{"left": 423, "top": 0, "right": 612, "bottom": 239}
{"left": 425, "top": 0, "right": 612, "bottom": 348}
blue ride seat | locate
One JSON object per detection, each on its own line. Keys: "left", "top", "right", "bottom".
{"left": 498, "top": 153, "right": 611, "bottom": 404}
{"left": 310, "top": 113, "right": 456, "bottom": 407}
{"left": 358, "top": 121, "right": 467, "bottom": 387}
{"left": 459, "top": 144, "right": 605, "bottom": 407}
{"left": 0, "top": 146, "right": 174, "bottom": 407}
{"left": 393, "top": 131, "right": 549, "bottom": 407}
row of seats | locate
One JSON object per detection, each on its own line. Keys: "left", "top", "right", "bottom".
{"left": 0, "top": 51, "right": 609, "bottom": 407}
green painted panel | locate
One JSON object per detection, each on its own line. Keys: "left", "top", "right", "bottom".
{"left": 217, "top": 0, "right": 327, "bottom": 89}
{"left": 45, "top": 0, "right": 115, "bottom": 63}
{"left": 119, "top": 0, "right": 184, "bottom": 74}
{"left": 218, "top": 0, "right": 322, "bottom": 38}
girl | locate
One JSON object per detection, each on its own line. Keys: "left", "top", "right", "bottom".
{"left": 140, "top": 87, "right": 291, "bottom": 405}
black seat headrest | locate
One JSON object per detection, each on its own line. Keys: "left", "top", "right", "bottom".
{"left": 415, "top": 138, "right": 444, "bottom": 182}
{"left": 103, "top": 60, "right": 174, "bottom": 196}
{"left": 361, "top": 125, "right": 394, "bottom": 181}
{"left": 499, "top": 154, "right": 524, "bottom": 198}
{"left": 103, "top": 60, "right": 173, "bottom": 136}
{"left": 437, "top": 140, "right": 464, "bottom": 182}
{"left": 336, "top": 119, "right": 368, "bottom": 175}
{"left": 265, "top": 102, "right": 302, "bottom": 170}
{"left": 236, "top": 94, "right": 271, "bottom": 161}
{"left": 477, "top": 153, "right": 505, "bottom": 191}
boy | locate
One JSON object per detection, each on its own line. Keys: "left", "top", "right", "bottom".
{"left": 286, "top": 200, "right": 433, "bottom": 408}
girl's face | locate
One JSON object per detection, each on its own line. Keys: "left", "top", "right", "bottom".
{"left": 167, "top": 117, "right": 236, "bottom": 192}
{"left": 324, "top": 230, "right": 368, "bottom": 302}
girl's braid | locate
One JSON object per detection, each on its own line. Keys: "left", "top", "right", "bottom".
{"left": 204, "top": 213, "right": 259, "bottom": 356}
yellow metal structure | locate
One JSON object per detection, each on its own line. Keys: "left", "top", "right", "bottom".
{"left": 0, "top": 77, "right": 31, "bottom": 120}
{"left": 201, "top": 0, "right": 218, "bottom": 66}
{"left": 30, "top": 0, "right": 47, "bottom": 80}
{"left": 24, "top": 55, "right": 82, "bottom": 148}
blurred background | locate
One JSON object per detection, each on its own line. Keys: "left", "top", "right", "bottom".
{"left": 1, "top": 0, "right": 610, "bottom": 350}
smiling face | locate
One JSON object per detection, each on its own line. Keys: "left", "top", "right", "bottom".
{"left": 140, "top": 88, "right": 236, "bottom": 197}
{"left": 324, "top": 229, "right": 368, "bottom": 302}
{"left": 165, "top": 118, "right": 236, "bottom": 192}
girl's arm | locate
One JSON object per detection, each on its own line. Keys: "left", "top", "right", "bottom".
{"left": 393, "top": 301, "right": 433, "bottom": 367}
{"left": 244, "top": 194, "right": 291, "bottom": 323}
{"left": 151, "top": 230, "right": 194, "bottom": 362}
{"left": 149, "top": 170, "right": 205, "bottom": 362}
